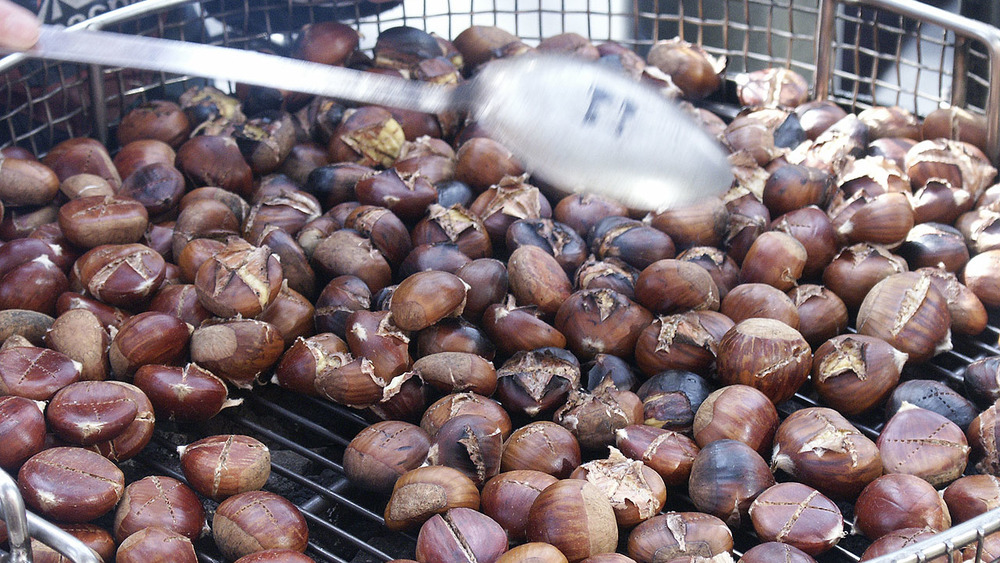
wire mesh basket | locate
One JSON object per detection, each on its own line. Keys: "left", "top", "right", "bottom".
{"left": 3, "top": 1, "right": 1000, "bottom": 562}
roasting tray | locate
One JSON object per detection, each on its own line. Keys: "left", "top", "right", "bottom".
{"left": 3, "top": 1, "right": 1000, "bottom": 562}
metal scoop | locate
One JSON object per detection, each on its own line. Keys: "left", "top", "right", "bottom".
{"left": 12, "top": 25, "right": 734, "bottom": 211}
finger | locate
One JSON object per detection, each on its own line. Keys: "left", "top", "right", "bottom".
{"left": 0, "top": 2, "right": 41, "bottom": 51}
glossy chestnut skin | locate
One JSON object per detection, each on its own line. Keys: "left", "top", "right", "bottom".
{"left": 213, "top": 490, "right": 309, "bottom": 560}
{"left": 715, "top": 318, "right": 812, "bottom": 404}
{"left": 43, "top": 138, "right": 121, "bottom": 188}
{"left": 627, "top": 512, "right": 732, "bottom": 563}
{"left": 811, "top": 334, "right": 906, "bottom": 416}
{"left": 772, "top": 407, "right": 882, "bottom": 500}
{"left": 118, "top": 162, "right": 186, "bottom": 219}
{"left": 823, "top": 243, "right": 907, "bottom": 310}
{"left": 719, "top": 282, "right": 799, "bottom": 328}
{"left": 116, "top": 527, "right": 197, "bottom": 563}
{"left": 118, "top": 100, "right": 191, "bottom": 148}
{"left": 739, "top": 230, "right": 807, "bottom": 291}
{"left": 740, "top": 542, "right": 816, "bottom": 563}
{"left": 194, "top": 239, "right": 283, "bottom": 318}
{"left": 688, "top": 439, "right": 775, "bottom": 528}
{"left": 134, "top": 363, "right": 235, "bottom": 422}
{"left": 108, "top": 311, "right": 190, "bottom": 379}
{"left": 634, "top": 311, "right": 732, "bottom": 377}
{"left": 42, "top": 309, "right": 109, "bottom": 382}
{"left": 634, "top": 259, "right": 719, "bottom": 314}
{"left": 857, "top": 271, "right": 952, "bottom": 363}
{"left": 75, "top": 243, "right": 166, "bottom": 308}
{"left": 313, "top": 275, "right": 372, "bottom": 338}
{"left": 526, "top": 479, "right": 618, "bottom": 562}
{"left": 506, "top": 218, "right": 588, "bottom": 274}
{"left": 313, "top": 229, "right": 393, "bottom": 293}
{"left": 455, "top": 259, "right": 508, "bottom": 322}
{"left": 113, "top": 475, "right": 205, "bottom": 542}
{"left": 179, "top": 434, "right": 270, "bottom": 501}
{"left": 384, "top": 465, "right": 481, "bottom": 531}
{"left": 588, "top": 216, "right": 675, "bottom": 271}
{"left": 344, "top": 420, "right": 430, "bottom": 494}
{"left": 415, "top": 507, "right": 508, "bottom": 563}
{"left": 0, "top": 346, "right": 81, "bottom": 400}
{"left": 58, "top": 195, "right": 149, "bottom": 249}
{"left": 176, "top": 135, "right": 254, "bottom": 197}
{"left": 877, "top": 405, "right": 969, "bottom": 487}
{"left": 854, "top": 473, "right": 951, "bottom": 540}
{"left": 748, "top": 482, "right": 843, "bottom": 556}
{"left": 693, "top": 385, "right": 778, "bottom": 456}
{"left": 507, "top": 245, "right": 574, "bottom": 316}
{"left": 0, "top": 395, "right": 46, "bottom": 469}
{"left": 18, "top": 447, "right": 125, "bottom": 523}
{"left": 190, "top": 318, "right": 284, "bottom": 388}
{"left": 390, "top": 270, "right": 468, "bottom": 331}
{"left": 481, "top": 470, "right": 559, "bottom": 541}
{"left": 965, "top": 356, "right": 1000, "bottom": 408}
{"left": 46, "top": 380, "right": 138, "bottom": 446}
{"left": 496, "top": 543, "right": 568, "bottom": 563}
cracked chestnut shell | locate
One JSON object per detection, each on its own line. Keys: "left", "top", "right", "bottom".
{"left": 646, "top": 38, "right": 724, "bottom": 99}
{"left": 495, "top": 347, "right": 579, "bottom": 419}
{"left": 501, "top": 421, "right": 581, "bottom": 478}
{"left": 854, "top": 474, "right": 951, "bottom": 540}
{"left": 421, "top": 392, "right": 512, "bottom": 441}
{"left": 614, "top": 425, "right": 698, "bottom": 487}
{"left": 113, "top": 475, "right": 204, "bottom": 542}
{"left": 569, "top": 448, "right": 666, "bottom": 528}
{"left": 384, "top": 466, "right": 480, "bottom": 531}
{"left": 878, "top": 405, "right": 969, "bottom": 487}
{"left": 554, "top": 387, "right": 642, "bottom": 452}
{"left": 811, "top": 334, "right": 906, "bottom": 416}
{"left": 482, "top": 470, "right": 559, "bottom": 541}
{"left": 194, "top": 239, "right": 283, "bottom": 318}
{"left": 554, "top": 288, "right": 652, "bottom": 361}
{"left": 344, "top": 420, "right": 430, "bottom": 495}
{"left": 46, "top": 380, "right": 137, "bottom": 446}
{"left": 18, "top": 446, "right": 125, "bottom": 523}
{"left": 179, "top": 434, "right": 270, "bottom": 501}
{"left": 427, "top": 414, "right": 503, "bottom": 487}
{"left": 856, "top": 271, "right": 952, "bottom": 364}
{"left": 715, "top": 318, "right": 812, "bottom": 404}
{"left": 748, "top": 482, "right": 843, "bottom": 556}
{"left": 634, "top": 311, "right": 733, "bottom": 377}
{"left": 415, "top": 507, "right": 507, "bottom": 563}
{"left": 213, "top": 490, "right": 308, "bottom": 561}
{"left": 189, "top": 318, "right": 284, "bottom": 388}
{"left": 627, "top": 512, "right": 733, "bottom": 563}
{"left": 76, "top": 243, "right": 166, "bottom": 307}
{"left": 771, "top": 407, "right": 882, "bottom": 500}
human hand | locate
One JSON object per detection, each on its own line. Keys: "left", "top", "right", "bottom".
{"left": 0, "top": 0, "right": 40, "bottom": 51}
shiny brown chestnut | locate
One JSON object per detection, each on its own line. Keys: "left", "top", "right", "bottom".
{"left": 416, "top": 318, "right": 495, "bottom": 360}
{"left": 113, "top": 475, "right": 204, "bottom": 542}
{"left": 176, "top": 135, "right": 253, "bottom": 197}
{"left": 454, "top": 137, "right": 524, "bottom": 192}
{"left": 313, "top": 275, "right": 372, "bottom": 339}
{"left": 740, "top": 542, "right": 817, "bottom": 563}
{"left": 0, "top": 395, "right": 45, "bottom": 469}
{"left": 634, "top": 259, "right": 719, "bottom": 314}
{"left": 46, "top": 380, "right": 138, "bottom": 445}
{"left": 496, "top": 543, "right": 568, "bottom": 563}
{"left": 344, "top": 420, "right": 430, "bottom": 494}
{"left": 108, "top": 311, "right": 190, "bottom": 379}
{"left": 719, "top": 282, "right": 799, "bottom": 328}
{"left": 634, "top": 311, "right": 732, "bottom": 377}
{"left": 390, "top": 270, "right": 468, "bottom": 331}
{"left": 688, "top": 439, "right": 775, "bottom": 528}
{"left": 116, "top": 527, "right": 197, "bottom": 563}
{"left": 811, "top": 334, "right": 906, "bottom": 416}
{"left": 693, "top": 385, "right": 778, "bottom": 456}
{"left": 771, "top": 407, "right": 882, "bottom": 500}
{"left": 482, "top": 471, "right": 560, "bottom": 541}
{"left": 18, "top": 446, "right": 125, "bottom": 523}
{"left": 614, "top": 425, "right": 698, "bottom": 487}
{"left": 854, "top": 473, "right": 951, "bottom": 540}
{"left": 134, "top": 363, "right": 238, "bottom": 422}
{"left": 748, "top": 482, "right": 843, "bottom": 556}
{"left": 412, "top": 352, "right": 496, "bottom": 396}
{"left": 58, "top": 195, "right": 149, "bottom": 249}
{"left": 190, "top": 318, "right": 284, "bottom": 388}
{"left": 507, "top": 245, "right": 573, "bottom": 317}
{"left": 856, "top": 271, "right": 952, "bottom": 363}
{"left": 0, "top": 344, "right": 80, "bottom": 400}
{"left": 920, "top": 266, "right": 989, "bottom": 336}
{"left": 500, "top": 421, "right": 581, "bottom": 478}
{"left": 646, "top": 38, "right": 724, "bottom": 99}
{"left": 312, "top": 229, "right": 393, "bottom": 293}
{"left": 179, "top": 434, "right": 270, "bottom": 501}
{"left": 555, "top": 288, "right": 652, "bottom": 360}
{"left": 415, "top": 507, "right": 507, "bottom": 563}
{"left": 715, "top": 318, "right": 811, "bottom": 404}
{"left": 588, "top": 216, "right": 675, "bottom": 271}
{"left": 627, "top": 512, "right": 733, "bottom": 563}
{"left": 213, "top": 490, "right": 308, "bottom": 561}
{"left": 526, "top": 479, "right": 618, "bottom": 562}
{"left": 75, "top": 243, "right": 166, "bottom": 307}
{"left": 878, "top": 405, "right": 969, "bottom": 487}
{"left": 495, "top": 347, "right": 579, "bottom": 419}
{"left": 787, "top": 284, "right": 848, "bottom": 347}
{"left": 194, "top": 238, "right": 283, "bottom": 318}
{"left": 482, "top": 296, "right": 566, "bottom": 356}
{"left": 384, "top": 465, "right": 481, "bottom": 531}
{"left": 0, "top": 158, "right": 59, "bottom": 206}
{"left": 822, "top": 242, "right": 908, "bottom": 310}
{"left": 42, "top": 137, "right": 121, "bottom": 188}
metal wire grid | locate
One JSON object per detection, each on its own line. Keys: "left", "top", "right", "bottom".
{"left": 3, "top": 0, "right": 998, "bottom": 156}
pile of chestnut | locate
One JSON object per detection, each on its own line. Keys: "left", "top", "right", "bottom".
{"left": 3, "top": 16, "right": 1000, "bottom": 563}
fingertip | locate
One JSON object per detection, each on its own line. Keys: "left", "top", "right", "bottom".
{"left": 1, "top": 4, "right": 42, "bottom": 51}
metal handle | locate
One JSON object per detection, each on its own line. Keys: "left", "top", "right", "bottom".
{"left": 815, "top": 0, "right": 1000, "bottom": 163}
{"left": 0, "top": 468, "right": 102, "bottom": 563}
